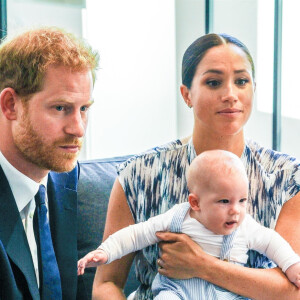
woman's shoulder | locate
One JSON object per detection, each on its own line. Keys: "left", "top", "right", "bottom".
{"left": 244, "top": 139, "right": 300, "bottom": 172}
{"left": 118, "top": 137, "right": 191, "bottom": 173}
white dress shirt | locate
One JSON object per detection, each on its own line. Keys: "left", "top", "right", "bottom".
{"left": 0, "top": 151, "right": 48, "bottom": 286}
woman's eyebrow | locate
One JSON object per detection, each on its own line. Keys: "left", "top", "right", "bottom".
{"left": 234, "top": 69, "right": 249, "bottom": 74}
{"left": 202, "top": 69, "right": 223, "bottom": 75}
{"left": 202, "top": 69, "right": 249, "bottom": 76}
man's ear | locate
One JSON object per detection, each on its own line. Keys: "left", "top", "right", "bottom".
{"left": 188, "top": 193, "right": 200, "bottom": 211}
{"left": 0, "top": 88, "right": 20, "bottom": 120}
{"left": 180, "top": 84, "right": 192, "bottom": 108}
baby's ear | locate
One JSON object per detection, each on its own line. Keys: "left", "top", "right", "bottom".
{"left": 188, "top": 193, "right": 200, "bottom": 211}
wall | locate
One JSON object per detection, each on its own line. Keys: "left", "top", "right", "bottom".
{"left": 7, "top": 0, "right": 83, "bottom": 36}
{"left": 84, "top": 0, "right": 177, "bottom": 158}
{"left": 6, "top": 0, "right": 300, "bottom": 159}
{"left": 175, "top": 0, "right": 205, "bottom": 139}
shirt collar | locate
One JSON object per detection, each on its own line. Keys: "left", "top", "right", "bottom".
{"left": 0, "top": 151, "right": 48, "bottom": 212}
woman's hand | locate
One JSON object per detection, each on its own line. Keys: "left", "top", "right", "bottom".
{"left": 156, "top": 218, "right": 300, "bottom": 300}
{"left": 156, "top": 232, "right": 215, "bottom": 280}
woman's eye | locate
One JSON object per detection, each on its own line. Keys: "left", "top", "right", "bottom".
{"left": 207, "top": 80, "right": 221, "bottom": 87}
{"left": 236, "top": 78, "right": 249, "bottom": 86}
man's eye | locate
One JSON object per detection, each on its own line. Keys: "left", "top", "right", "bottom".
{"left": 80, "top": 106, "right": 88, "bottom": 112}
{"left": 207, "top": 80, "right": 221, "bottom": 87}
{"left": 55, "top": 106, "right": 64, "bottom": 111}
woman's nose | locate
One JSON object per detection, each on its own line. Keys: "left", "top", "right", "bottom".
{"left": 221, "top": 82, "right": 238, "bottom": 103}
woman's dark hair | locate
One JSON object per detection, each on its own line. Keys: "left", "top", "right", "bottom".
{"left": 182, "top": 33, "right": 255, "bottom": 89}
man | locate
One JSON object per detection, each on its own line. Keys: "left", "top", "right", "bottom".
{"left": 0, "top": 27, "right": 99, "bottom": 299}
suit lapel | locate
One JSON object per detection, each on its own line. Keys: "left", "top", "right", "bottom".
{"left": 0, "top": 166, "right": 40, "bottom": 299}
{"left": 47, "top": 163, "right": 79, "bottom": 299}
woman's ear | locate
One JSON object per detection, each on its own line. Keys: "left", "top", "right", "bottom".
{"left": 188, "top": 193, "right": 200, "bottom": 211}
{"left": 0, "top": 88, "right": 20, "bottom": 120}
{"left": 180, "top": 84, "right": 192, "bottom": 108}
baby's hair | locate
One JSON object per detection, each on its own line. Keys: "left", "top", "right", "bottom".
{"left": 187, "top": 150, "right": 248, "bottom": 194}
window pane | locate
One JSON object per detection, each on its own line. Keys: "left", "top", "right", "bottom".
{"left": 281, "top": 0, "right": 300, "bottom": 157}
{"left": 214, "top": 0, "right": 273, "bottom": 148}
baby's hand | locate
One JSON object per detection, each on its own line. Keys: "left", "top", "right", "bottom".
{"left": 285, "top": 262, "right": 300, "bottom": 288}
{"left": 77, "top": 249, "right": 108, "bottom": 276}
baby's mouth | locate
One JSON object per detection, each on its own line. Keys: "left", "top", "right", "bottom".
{"left": 225, "top": 220, "right": 238, "bottom": 228}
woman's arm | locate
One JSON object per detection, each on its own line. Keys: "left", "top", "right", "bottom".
{"left": 156, "top": 192, "right": 300, "bottom": 300}
{"left": 92, "top": 179, "right": 135, "bottom": 300}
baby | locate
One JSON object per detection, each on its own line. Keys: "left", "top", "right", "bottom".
{"left": 78, "top": 150, "right": 300, "bottom": 299}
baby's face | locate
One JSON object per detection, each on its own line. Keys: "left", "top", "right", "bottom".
{"left": 195, "top": 172, "right": 248, "bottom": 235}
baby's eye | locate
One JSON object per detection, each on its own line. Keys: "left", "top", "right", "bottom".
{"left": 239, "top": 198, "right": 247, "bottom": 203}
{"left": 207, "top": 80, "right": 221, "bottom": 87}
{"left": 219, "top": 199, "right": 229, "bottom": 204}
{"left": 235, "top": 78, "right": 249, "bottom": 86}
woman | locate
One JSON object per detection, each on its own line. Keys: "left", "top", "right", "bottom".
{"left": 92, "top": 33, "right": 300, "bottom": 299}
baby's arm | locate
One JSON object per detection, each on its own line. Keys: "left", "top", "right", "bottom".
{"left": 77, "top": 205, "right": 176, "bottom": 275}
{"left": 77, "top": 249, "right": 108, "bottom": 275}
{"left": 247, "top": 215, "right": 300, "bottom": 288}
{"left": 286, "top": 262, "right": 300, "bottom": 288}
{"left": 101, "top": 206, "right": 175, "bottom": 263}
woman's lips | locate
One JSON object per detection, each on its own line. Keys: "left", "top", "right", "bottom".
{"left": 217, "top": 108, "right": 243, "bottom": 117}
{"left": 218, "top": 108, "right": 242, "bottom": 113}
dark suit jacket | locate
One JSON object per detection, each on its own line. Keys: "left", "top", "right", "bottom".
{"left": 0, "top": 164, "right": 79, "bottom": 300}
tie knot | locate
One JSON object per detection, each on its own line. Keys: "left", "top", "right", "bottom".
{"left": 35, "top": 184, "right": 46, "bottom": 206}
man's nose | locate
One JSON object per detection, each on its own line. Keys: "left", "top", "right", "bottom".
{"left": 64, "top": 111, "right": 86, "bottom": 137}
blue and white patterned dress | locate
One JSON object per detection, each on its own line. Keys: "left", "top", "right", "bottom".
{"left": 118, "top": 139, "right": 300, "bottom": 300}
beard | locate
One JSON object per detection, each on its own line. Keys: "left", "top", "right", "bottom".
{"left": 13, "top": 108, "right": 82, "bottom": 173}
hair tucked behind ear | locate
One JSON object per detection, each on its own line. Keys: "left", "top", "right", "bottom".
{"left": 182, "top": 33, "right": 255, "bottom": 89}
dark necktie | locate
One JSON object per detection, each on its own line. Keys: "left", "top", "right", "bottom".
{"left": 35, "top": 185, "right": 62, "bottom": 300}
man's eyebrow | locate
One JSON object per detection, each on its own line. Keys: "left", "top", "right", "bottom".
{"left": 51, "top": 99, "right": 74, "bottom": 104}
{"left": 51, "top": 98, "right": 95, "bottom": 105}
